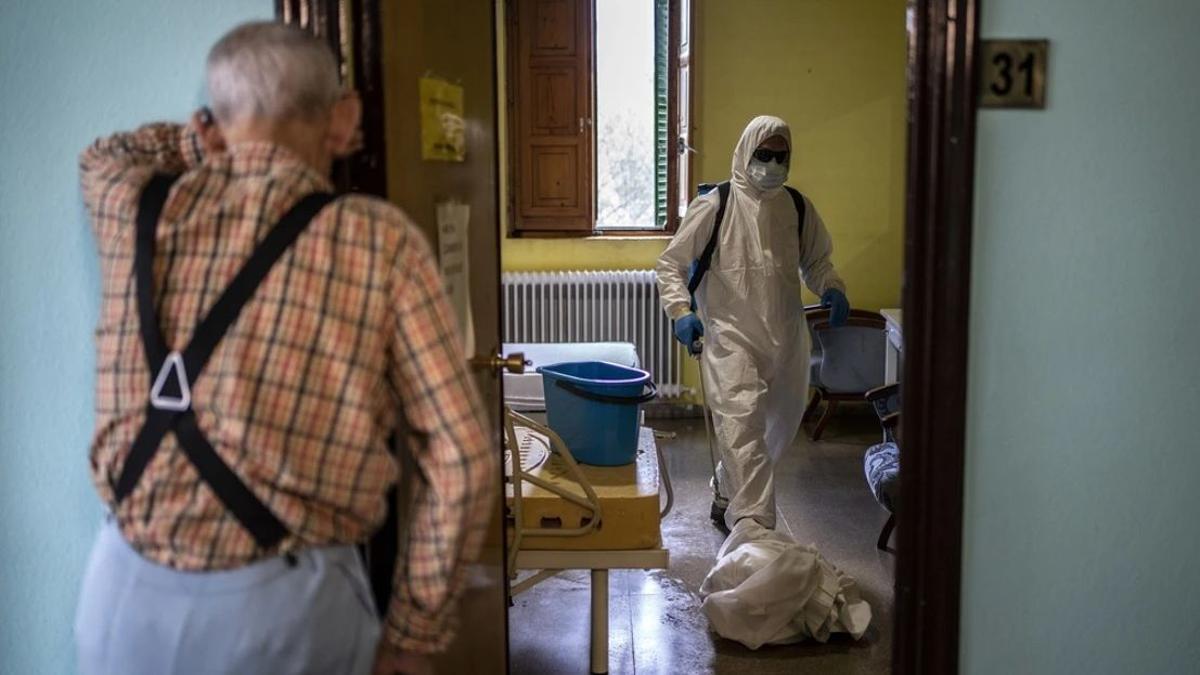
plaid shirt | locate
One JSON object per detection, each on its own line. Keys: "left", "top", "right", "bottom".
{"left": 80, "top": 122, "right": 497, "bottom": 654}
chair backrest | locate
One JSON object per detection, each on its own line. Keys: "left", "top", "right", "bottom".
{"left": 866, "top": 383, "right": 901, "bottom": 444}
{"left": 811, "top": 313, "right": 888, "bottom": 394}
{"left": 804, "top": 306, "right": 882, "bottom": 362}
{"left": 867, "top": 384, "right": 900, "bottom": 419}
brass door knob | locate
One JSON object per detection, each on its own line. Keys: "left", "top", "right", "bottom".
{"left": 470, "top": 352, "right": 530, "bottom": 375}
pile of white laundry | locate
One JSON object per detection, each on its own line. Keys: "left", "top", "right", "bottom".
{"left": 699, "top": 519, "right": 873, "bottom": 650}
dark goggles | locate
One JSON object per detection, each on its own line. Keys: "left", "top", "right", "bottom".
{"left": 752, "top": 148, "right": 790, "bottom": 164}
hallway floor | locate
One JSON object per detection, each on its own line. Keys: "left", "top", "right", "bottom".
{"left": 509, "top": 406, "right": 894, "bottom": 674}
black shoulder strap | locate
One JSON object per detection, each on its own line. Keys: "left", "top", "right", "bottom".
{"left": 134, "top": 173, "right": 179, "bottom": 373}
{"left": 784, "top": 186, "right": 807, "bottom": 239}
{"left": 130, "top": 175, "right": 337, "bottom": 403}
{"left": 177, "top": 191, "right": 336, "bottom": 383}
{"left": 116, "top": 173, "right": 336, "bottom": 551}
{"left": 687, "top": 181, "right": 806, "bottom": 297}
{"left": 687, "top": 181, "right": 730, "bottom": 296}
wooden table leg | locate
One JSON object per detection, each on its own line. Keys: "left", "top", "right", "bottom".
{"left": 590, "top": 568, "right": 608, "bottom": 674}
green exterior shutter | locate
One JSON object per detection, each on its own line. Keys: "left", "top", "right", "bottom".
{"left": 654, "top": 0, "right": 669, "bottom": 228}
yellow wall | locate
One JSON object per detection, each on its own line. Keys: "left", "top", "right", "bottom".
{"left": 498, "top": 0, "right": 907, "bottom": 312}
{"left": 693, "top": 0, "right": 908, "bottom": 310}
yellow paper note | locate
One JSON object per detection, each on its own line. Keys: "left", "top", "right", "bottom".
{"left": 419, "top": 77, "right": 466, "bottom": 162}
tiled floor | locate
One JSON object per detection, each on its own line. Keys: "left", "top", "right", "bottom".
{"left": 510, "top": 406, "right": 895, "bottom": 674}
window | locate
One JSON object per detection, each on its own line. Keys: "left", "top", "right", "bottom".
{"left": 595, "top": 0, "right": 654, "bottom": 229}
{"left": 507, "top": 0, "right": 692, "bottom": 236}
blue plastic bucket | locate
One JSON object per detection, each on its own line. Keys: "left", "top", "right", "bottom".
{"left": 538, "top": 361, "right": 657, "bottom": 466}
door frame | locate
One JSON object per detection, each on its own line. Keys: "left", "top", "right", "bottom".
{"left": 284, "top": 0, "right": 981, "bottom": 673}
{"left": 895, "top": 1, "right": 979, "bottom": 673}
{"left": 277, "top": 0, "right": 389, "bottom": 197}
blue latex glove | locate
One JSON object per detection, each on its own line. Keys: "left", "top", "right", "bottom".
{"left": 674, "top": 313, "right": 704, "bottom": 355}
{"left": 821, "top": 288, "right": 850, "bottom": 327}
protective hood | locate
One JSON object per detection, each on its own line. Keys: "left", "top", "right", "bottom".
{"left": 730, "top": 115, "right": 792, "bottom": 196}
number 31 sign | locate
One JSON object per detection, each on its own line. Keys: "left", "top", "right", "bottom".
{"left": 980, "top": 40, "right": 1048, "bottom": 109}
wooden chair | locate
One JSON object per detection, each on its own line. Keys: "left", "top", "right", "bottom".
{"left": 802, "top": 308, "right": 889, "bottom": 441}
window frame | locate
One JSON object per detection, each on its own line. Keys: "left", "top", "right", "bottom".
{"left": 506, "top": 0, "right": 693, "bottom": 238}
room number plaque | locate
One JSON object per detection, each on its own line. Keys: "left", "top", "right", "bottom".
{"left": 979, "top": 40, "right": 1048, "bottom": 109}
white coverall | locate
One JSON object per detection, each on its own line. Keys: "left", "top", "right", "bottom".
{"left": 657, "top": 115, "right": 845, "bottom": 530}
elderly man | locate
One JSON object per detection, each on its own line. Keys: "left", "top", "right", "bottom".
{"left": 657, "top": 115, "right": 849, "bottom": 534}
{"left": 73, "top": 22, "right": 495, "bottom": 675}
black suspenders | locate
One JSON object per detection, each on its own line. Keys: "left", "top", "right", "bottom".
{"left": 113, "top": 173, "right": 336, "bottom": 551}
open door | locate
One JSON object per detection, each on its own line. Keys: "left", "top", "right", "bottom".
{"left": 283, "top": 1, "right": 983, "bottom": 673}
{"left": 280, "top": 1, "right": 510, "bottom": 671}
{"left": 378, "top": 1, "right": 510, "bottom": 671}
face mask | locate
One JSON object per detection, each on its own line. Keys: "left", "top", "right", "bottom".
{"left": 746, "top": 158, "right": 788, "bottom": 191}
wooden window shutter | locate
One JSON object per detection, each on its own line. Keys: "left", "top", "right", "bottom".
{"left": 508, "top": 0, "right": 594, "bottom": 234}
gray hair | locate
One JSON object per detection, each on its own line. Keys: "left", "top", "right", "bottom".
{"left": 206, "top": 21, "right": 340, "bottom": 124}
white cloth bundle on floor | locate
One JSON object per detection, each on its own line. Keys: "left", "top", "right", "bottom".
{"left": 699, "top": 519, "right": 872, "bottom": 649}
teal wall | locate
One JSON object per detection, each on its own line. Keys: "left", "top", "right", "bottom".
{"left": 963, "top": 1, "right": 1200, "bottom": 673}
{"left": 0, "top": 2, "right": 269, "bottom": 672}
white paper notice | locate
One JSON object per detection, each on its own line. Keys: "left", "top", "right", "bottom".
{"left": 435, "top": 201, "right": 474, "bottom": 356}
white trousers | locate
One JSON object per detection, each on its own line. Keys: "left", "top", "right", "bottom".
{"left": 703, "top": 332, "right": 809, "bottom": 531}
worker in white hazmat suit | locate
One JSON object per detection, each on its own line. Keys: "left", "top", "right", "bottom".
{"left": 657, "top": 115, "right": 849, "bottom": 532}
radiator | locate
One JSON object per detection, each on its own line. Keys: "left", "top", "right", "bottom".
{"left": 501, "top": 270, "right": 685, "bottom": 398}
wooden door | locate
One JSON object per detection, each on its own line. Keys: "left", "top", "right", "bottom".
{"left": 282, "top": 1, "right": 509, "bottom": 671}
{"left": 379, "top": 0, "right": 509, "bottom": 672}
